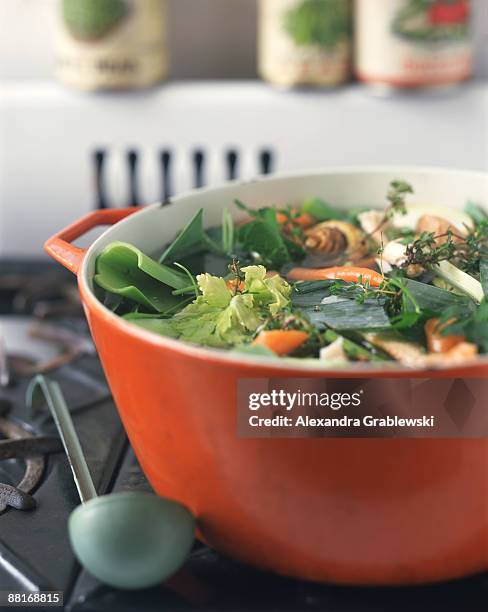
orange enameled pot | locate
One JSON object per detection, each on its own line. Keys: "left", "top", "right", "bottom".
{"left": 45, "top": 168, "right": 488, "bottom": 585}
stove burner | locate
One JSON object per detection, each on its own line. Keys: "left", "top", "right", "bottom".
{"left": 0, "top": 317, "right": 95, "bottom": 387}
{"left": 0, "top": 270, "right": 81, "bottom": 318}
{"left": 0, "top": 416, "right": 62, "bottom": 513}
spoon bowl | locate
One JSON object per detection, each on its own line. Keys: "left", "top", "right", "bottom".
{"left": 69, "top": 490, "right": 195, "bottom": 590}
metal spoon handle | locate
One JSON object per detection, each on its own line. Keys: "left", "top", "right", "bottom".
{"left": 27, "top": 376, "right": 97, "bottom": 504}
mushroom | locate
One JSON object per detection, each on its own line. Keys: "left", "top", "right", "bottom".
{"left": 376, "top": 239, "right": 423, "bottom": 278}
{"left": 381, "top": 239, "right": 408, "bottom": 267}
{"left": 304, "top": 220, "right": 367, "bottom": 258}
{"left": 416, "top": 215, "right": 466, "bottom": 245}
{"left": 391, "top": 204, "right": 473, "bottom": 234}
{"left": 357, "top": 210, "right": 389, "bottom": 245}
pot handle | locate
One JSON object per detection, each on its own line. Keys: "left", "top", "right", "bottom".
{"left": 44, "top": 208, "right": 139, "bottom": 274}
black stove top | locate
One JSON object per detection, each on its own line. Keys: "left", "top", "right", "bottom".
{"left": 1, "top": 260, "right": 487, "bottom": 612}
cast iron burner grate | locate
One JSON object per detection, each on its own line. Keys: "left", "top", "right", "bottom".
{"left": 0, "top": 404, "right": 62, "bottom": 513}
{"left": 1, "top": 264, "right": 488, "bottom": 611}
{"left": 0, "top": 261, "right": 126, "bottom": 597}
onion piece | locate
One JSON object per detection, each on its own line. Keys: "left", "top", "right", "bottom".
{"left": 319, "top": 337, "right": 348, "bottom": 362}
{"left": 434, "top": 261, "right": 483, "bottom": 304}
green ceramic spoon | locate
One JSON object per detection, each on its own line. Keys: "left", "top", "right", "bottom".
{"left": 27, "top": 375, "right": 195, "bottom": 590}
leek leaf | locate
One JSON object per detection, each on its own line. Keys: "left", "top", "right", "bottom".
{"left": 159, "top": 209, "right": 222, "bottom": 263}
{"left": 305, "top": 297, "right": 391, "bottom": 330}
{"left": 94, "top": 241, "right": 189, "bottom": 313}
{"left": 323, "top": 329, "right": 387, "bottom": 361}
{"left": 402, "top": 278, "right": 475, "bottom": 312}
{"left": 465, "top": 201, "right": 488, "bottom": 225}
{"left": 480, "top": 259, "right": 488, "bottom": 297}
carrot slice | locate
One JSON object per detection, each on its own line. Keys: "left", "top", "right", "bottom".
{"left": 276, "top": 209, "right": 314, "bottom": 229}
{"left": 424, "top": 318, "right": 465, "bottom": 354}
{"left": 226, "top": 278, "right": 245, "bottom": 293}
{"left": 287, "top": 266, "right": 384, "bottom": 287}
{"left": 252, "top": 330, "right": 309, "bottom": 356}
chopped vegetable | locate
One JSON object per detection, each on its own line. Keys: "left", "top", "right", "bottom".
{"left": 480, "top": 258, "right": 488, "bottom": 296}
{"left": 159, "top": 209, "right": 222, "bottom": 264}
{"left": 93, "top": 180, "right": 488, "bottom": 366}
{"left": 276, "top": 208, "right": 314, "bottom": 229}
{"left": 252, "top": 330, "right": 309, "bottom": 356}
{"left": 319, "top": 337, "right": 347, "bottom": 361}
{"left": 238, "top": 211, "right": 292, "bottom": 269}
{"left": 287, "top": 266, "right": 384, "bottom": 287}
{"left": 94, "top": 242, "right": 189, "bottom": 313}
{"left": 424, "top": 318, "right": 465, "bottom": 353}
{"left": 434, "top": 260, "right": 484, "bottom": 303}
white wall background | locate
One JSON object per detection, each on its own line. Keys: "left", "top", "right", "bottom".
{"left": 0, "top": 0, "right": 487, "bottom": 81}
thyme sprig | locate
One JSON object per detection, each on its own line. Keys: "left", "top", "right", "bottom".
{"left": 402, "top": 221, "right": 488, "bottom": 276}
{"left": 328, "top": 275, "right": 421, "bottom": 327}
{"left": 364, "top": 180, "right": 413, "bottom": 240}
{"left": 228, "top": 258, "right": 245, "bottom": 295}
{"left": 460, "top": 220, "right": 488, "bottom": 275}
{"left": 403, "top": 231, "right": 458, "bottom": 269}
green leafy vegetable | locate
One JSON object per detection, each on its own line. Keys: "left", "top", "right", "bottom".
{"left": 320, "top": 297, "right": 391, "bottom": 330}
{"left": 168, "top": 266, "right": 292, "bottom": 348}
{"left": 93, "top": 180, "right": 488, "bottom": 365}
{"left": 291, "top": 283, "right": 334, "bottom": 308}
{"left": 94, "top": 242, "right": 189, "bottom": 313}
{"left": 238, "top": 216, "right": 291, "bottom": 269}
{"left": 293, "top": 280, "right": 335, "bottom": 293}
{"left": 243, "top": 266, "right": 292, "bottom": 315}
{"left": 301, "top": 197, "right": 346, "bottom": 222}
{"left": 441, "top": 299, "right": 488, "bottom": 353}
{"left": 159, "top": 209, "right": 222, "bottom": 264}
{"left": 465, "top": 201, "right": 488, "bottom": 225}
{"left": 292, "top": 279, "right": 391, "bottom": 330}
{"left": 480, "top": 259, "right": 488, "bottom": 297}
{"left": 402, "top": 278, "right": 474, "bottom": 313}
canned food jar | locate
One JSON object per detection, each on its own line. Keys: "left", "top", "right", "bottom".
{"left": 259, "top": 0, "right": 352, "bottom": 87}
{"left": 55, "top": 0, "right": 168, "bottom": 91}
{"left": 355, "top": 0, "right": 473, "bottom": 90}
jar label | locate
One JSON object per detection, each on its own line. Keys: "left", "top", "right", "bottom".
{"left": 55, "top": 0, "right": 168, "bottom": 90}
{"left": 355, "top": 0, "right": 473, "bottom": 87}
{"left": 259, "top": 0, "right": 352, "bottom": 86}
